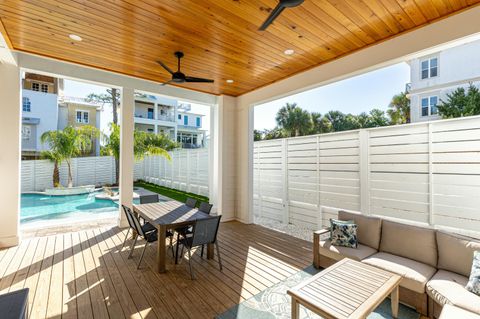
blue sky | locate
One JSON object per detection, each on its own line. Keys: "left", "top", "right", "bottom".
{"left": 254, "top": 62, "right": 410, "bottom": 130}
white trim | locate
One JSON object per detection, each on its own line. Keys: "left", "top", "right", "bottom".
{"left": 420, "top": 55, "right": 439, "bottom": 80}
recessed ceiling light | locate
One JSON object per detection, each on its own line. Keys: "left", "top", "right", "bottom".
{"left": 226, "top": 79, "right": 234, "bottom": 83}
{"left": 69, "top": 34, "right": 82, "bottom": 42}
{"left": 284, "top": 49, "right": 295, "bottom": 55}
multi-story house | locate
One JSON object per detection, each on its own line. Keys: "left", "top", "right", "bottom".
{"left": 58, "top": 96, "right": 103, "bottom": 156}
{"left": 134, "top": 95, "right": 206, "bottom": 148}
{"left": 408, "top": 39, "right": 480, "bottom": 122}
{"left": 21, "top": 73, "right": 62, "bottom": 159}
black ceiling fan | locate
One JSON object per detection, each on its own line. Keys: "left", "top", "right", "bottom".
{"left": 157, "top": 51, "right": 214, "bottom": 86}
{"left": 259, "top": 0, "right": 304, "bottom": 31}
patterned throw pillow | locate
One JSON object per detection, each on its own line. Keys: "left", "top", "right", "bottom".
{"left": 466, "top": 251, "right": 480, "bottom": 296}
{"left": 329, "top": 219, "right": 354, "bottom": 240}
{"left": 331, "top": 221, "right": 358, "bottom": 248}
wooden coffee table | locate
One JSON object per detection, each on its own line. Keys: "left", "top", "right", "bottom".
{"left": 287, "top": 258, "right": 401, "bottom": 319}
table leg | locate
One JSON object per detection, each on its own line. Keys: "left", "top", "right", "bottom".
{"left": 157, "top": 224, "right": 167, "bottom": 273}
{"left": 391, "top": 285, "right": 399, "bottom": 318}
{"left": 206, "top": 243, "right": 214, "bottom": 259}
{"left": 291, "top": 297, "right": 300, "bottom": 319}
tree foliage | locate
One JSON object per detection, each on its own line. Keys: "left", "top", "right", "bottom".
{"left": 87, "top": 88, "right": 120, "bottom": 124}
{"left": 275, "top": 103, "right": 312, "bottom": 137}
{"left": 387, "top": 92, "right": 410, "bottom": 124}
{"left": 438, "top": 84, "right": 480, "bottom": 118}
{"left": 41, "top": 125, "right": 100, "bottom": 187}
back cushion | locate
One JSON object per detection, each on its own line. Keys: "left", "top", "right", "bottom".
{"left": 380, "top": 220, "right": 437, "bottom": 267}
{"left": 437, "top": 231, "right": 480, "bottom": 277}
{"left": 338, "top": 211, "right": 382, "bottom": 250}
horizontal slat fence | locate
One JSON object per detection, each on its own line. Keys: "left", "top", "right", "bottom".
{"left": 254, "top": 116, "right": 480, "bottom": 235}
{"left": 21, "top": 148, "right": 209, "bottom": 196}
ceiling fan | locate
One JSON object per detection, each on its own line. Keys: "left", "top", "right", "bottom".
{"left": 259, "top": 0, "right": 304, "bottom": 31}
{"left": 157, "top": 51, "right": 214, "bottom": 86}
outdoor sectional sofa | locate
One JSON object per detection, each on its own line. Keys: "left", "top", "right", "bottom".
{"left": 312, "top": 210, "right": 480, "bottom": 318}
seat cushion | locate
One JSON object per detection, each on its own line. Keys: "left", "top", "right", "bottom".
{"left": 319, "top": 239, "right": 377, "bottom": 262}
{"left": 427, "top": 270, "right": 480, "bottom": 315}
{"left": 362, "top": 252, "right": 436, "bottom": 293}
{"left": 439, "top": 305, "right": 480, "bottom": 319}
{"left": 379, "top": 220, "right": 437, "bottom": 267}
{"left": 338, "top": 211, "right": 382, "bottom": 250}
{"left": 437, "top": 230, "right": 480, "bottom": 277}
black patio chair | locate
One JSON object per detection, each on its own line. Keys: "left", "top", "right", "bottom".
{"left": 139, "top": 194, "right": 159, "bottom": 204}
{"left": 198, "top": 202, "right": 213, "bottom": 257}
{"left": 185, "top": 197, "right": 197, "bottom": 208}
{"left": 126, "top": 207, "right": 175, "bottom": 269}
{"left": 176, "top": 215, "right": 223, "bottom": 279}
{"left": 121, "top": 204, "right": 156, "bottom": 249}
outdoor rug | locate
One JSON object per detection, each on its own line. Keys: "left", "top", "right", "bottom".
{"left": 216, "top": 265, "right": 420, "bottom": 319}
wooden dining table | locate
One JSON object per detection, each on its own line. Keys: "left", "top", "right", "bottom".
{"left": 133, "top": 201, "right": 214, "bottom": 273}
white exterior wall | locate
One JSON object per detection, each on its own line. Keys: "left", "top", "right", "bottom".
{"left": 22, "top": 89, "right": 58, "bottom": 152}
{"left": 409, "top": 39, "right": 480, "bottom": 122}
{"left": 177, "top": 112, "right": 203, "bottom": 128}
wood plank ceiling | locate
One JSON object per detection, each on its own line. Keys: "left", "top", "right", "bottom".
{"left": 0, "top": 0, "right": 479, "bottom": 96}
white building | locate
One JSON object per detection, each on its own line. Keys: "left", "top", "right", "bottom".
{"left": 408, "top": 39, "right": 480, "bottom": 122}
{"left": 134, "top": 95, "right": 206, "bottom": 148}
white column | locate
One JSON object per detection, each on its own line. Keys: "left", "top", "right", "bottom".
{"left": 0, "top": 50, "right": 21, "bottom": 247}
{"left": 154, "top": 102, "right": 158, "bottom": 120}
{"left": 118, "top": 87, "right": 135, "bottom": 227}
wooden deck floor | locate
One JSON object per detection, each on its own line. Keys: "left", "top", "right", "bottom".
{"left": 0, "top": 221, "right": 313, "bottom": 319}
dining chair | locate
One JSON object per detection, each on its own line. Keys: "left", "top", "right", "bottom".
{"left": 127, "top": 208, "right": 160, "bottom": 269}
{"left": 198, "top": 202, "right": 213, "bottom": 257}
{"left": 176, "top": 215, "right": 223, "bottom": 279}
{"left": 173, "top": 197, "right": 199, "bottom": 261}
{"left": 121, "top": 204, "right": 156, "bottom": 249}
{"left": 139, "top": 194, "right": 159, "bottom": 204}
{"left": 185, "top": 197, "right": 197, "bottom": 208}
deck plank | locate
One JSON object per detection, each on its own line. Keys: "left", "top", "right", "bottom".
{"left": 0, "top": 221, "right": 312, "bottom": 319}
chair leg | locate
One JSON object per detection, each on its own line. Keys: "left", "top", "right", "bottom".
{"left": 122, "top": 228, "right": 130, "bottom": 249}
{"left": 201, "top": 244, "right": 204, "bottom": 258}
{"left": 187, "top": 248, "right": 195, "bottom": 280}
{"left": 137, "top": 242, "right": 149, "bottom": 269}
{"left": 215, "top": 241, "right": 223, "bottom": 271}
{"left": 169, "top": 235, "right": 175, "bottom": 258}
{"left": 175, "top": 233, "right": 181, "bottom": 264}
{"left": 128, "top": 236, "right": 137, "bottom": 259}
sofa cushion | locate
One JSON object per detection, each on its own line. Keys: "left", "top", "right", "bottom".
{"left": 379, "top": 220, "right": 437, "bottom": 267}
{"left": 427, "top": 270, "right": 480, "bottom": 315}
{"left": 338, "top": 211, "right": 382, "bottom": 250}
{"left": 362, "top": 252, "right": 436, "bottom": 293}
{"left": 439, "top": 305, "right": 480, "bottom": 319}
{"left": 437, "top": 230, "right": 480, "bottom": 277}
{"left": 466, "top": 251, "right": 480, "bottom": 296}
{"left": 331, "top": 222, "right": 358, "bottom": 248}
{"left": 319, "top": 239, "right": 377, "bottom": 262}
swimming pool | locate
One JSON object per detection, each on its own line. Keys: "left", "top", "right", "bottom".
{"left": 21, "top": 191, "right": 140, "bottom": 226}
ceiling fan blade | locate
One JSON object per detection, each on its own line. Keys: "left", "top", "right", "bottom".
{"left": 161, "top": 80, "right": 173, "bottom": 86}
{"left": 259, "top": 3, "right": 285, "bottom": 31}
{"left": 185, "top": 76, "right": 214, "bottom": 83}
{"left": 157, "top": 61, "right": 174, "bottom": 74}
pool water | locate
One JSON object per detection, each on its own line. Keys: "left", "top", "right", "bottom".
{"left": 21, "top": 191, "right": 140, "bottom": 225}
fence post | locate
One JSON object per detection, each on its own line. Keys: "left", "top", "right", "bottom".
{"left": 359, "top": 130, "right": 370, "bottom": 215}
{"left": 428, "top": 123, "right": 434, "bottom": 226}
{"left": 186, "top": 150, "right": 191, "bottom": 193}
{"left": 317, "top": 135, "right": 322, "bottom": 229}
{"left": 282, "top": 138, "right": 289, "bottom": 224}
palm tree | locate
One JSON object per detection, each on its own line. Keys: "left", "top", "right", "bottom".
{"left": 275, "top": 103, "right": 312, "bottom": 137}
{"left": 41, "top": 125, "right": 99, "bottom": 188}
{"left": 102, "top": 123, "right": 178, "bottom": 184}
{"left": 387, "top": 92, "right": 410, "bottom": 124}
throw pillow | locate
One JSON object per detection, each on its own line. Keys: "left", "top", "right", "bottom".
{"left": 331, "top": 222, "right": 358, "bottom": 248}
{"left": 329, "top": 218, "right": 354, "bottom": 239}
{"left": 466, "top": 251, "right": 480, "bottom": 296}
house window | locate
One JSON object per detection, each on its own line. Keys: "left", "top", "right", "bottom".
{"left": 184, "top": 115, "right": 188, "bottom": 125}
{"left": 421, "top": 57, "right": 438, "bottom": 79}
{"left": 76, "top": 110, "right": 89, "bottom": 123}
{"left": 147, "top": 108, "right": 154, "bottom": 119}
{"left": 41, "top": 84, "right": 48, "bottom": 93}
{"left": 22, "top": 125, "right": 31, "bottom": 140}
{"left": 147, "top": 128, "right": 154, "bottom": 132}
{"left": 178, "top": 114, "right": 181, "bottom": 120}
{"left": 421, "top": 96, "right": 438, "bottom": 117}
{"left": 32, "top": 82, "right": 40, "bottom": 91}
{"left": 196, "top": 117, "right": 201, "bottom": 127}
{"left": 22, "top": 97, "right": 31, "bottom": 112}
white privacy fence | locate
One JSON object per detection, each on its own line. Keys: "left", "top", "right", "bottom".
{"left": 22, "top": 148, "right": 209, "bottom": 196}
{"left": 253, "top": 116, "right": 480, "bottom": 234}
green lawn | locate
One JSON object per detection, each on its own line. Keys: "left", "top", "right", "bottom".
{"left": 134, "top": 180, "right": 209, "bottom": 207}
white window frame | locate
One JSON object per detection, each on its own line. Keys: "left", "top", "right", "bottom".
{"left": 76, "top": 110, "right": 90, "bottom": 124}
{"left": 420, "top": 56, "right": 439, "bottom": 80}
{"left": 41, "top": 83, "right": 48, "bottom": 93}
{"left": 421, "top": 95, "right": 439, "bottom": 117}
{"left": 31, "top": 82, "right": 40, "bottom": 91}
{"left": 22, "top": 97, "right": 31, "bottom": 112}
